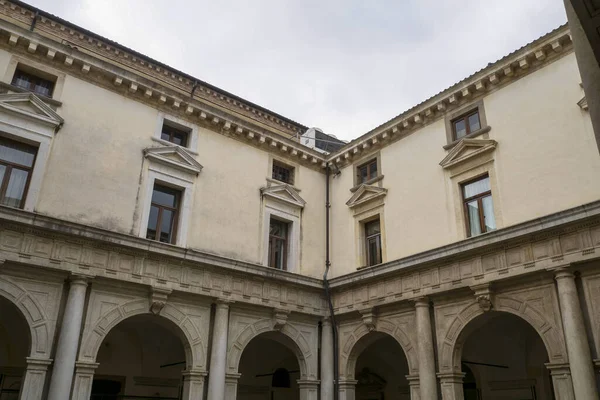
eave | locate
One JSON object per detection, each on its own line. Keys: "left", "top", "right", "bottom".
{"left": 325, "top": 25, "right": 574, "bottom": 166}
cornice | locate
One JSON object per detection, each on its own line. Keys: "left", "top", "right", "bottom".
{"left": 329, "top": 199, "right": 600, "bottom": 288}
{"left": 325, "top": 25, "right": 574, "bottom": 166}
{"left": 0, "top": 0, "right": 307, "bottom": 138}
{"left": 0, "top": 205, "right": 324, "bottom": 290}
{"left": 0, "top": 18, "right": 328, "bottom": 171}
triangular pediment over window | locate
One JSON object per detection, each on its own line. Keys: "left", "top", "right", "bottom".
{"left": 439, "top": 139, "right": 497, "bottom": 169}
{"left": 261, "top": 185, "right": 306, "bottom": 208}
{"left": 0, "top": 92, "right": 63, "bottom": 128}
{"left": 346, "top": 185, "right": 387, "bottom": 209}
{"left": 144, "top": 146, "right": 203, "bottom": 175}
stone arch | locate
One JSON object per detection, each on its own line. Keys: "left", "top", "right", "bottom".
{"left": 0, "top": 275, "right": 50, "bottom": 358}
{"left": 227, "top": 319, "right": 315, "bottom": 380}
{"left": 341, "top": 319, "right": 418, "bottom": 381}
{"left": 79, "top": 299, "right": 205, "bottom": 369}
{"left": 438, "top": 295, "right": 566, "bottom": 373}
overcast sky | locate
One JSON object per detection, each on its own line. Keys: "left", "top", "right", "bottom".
{"left": 27, "top": 0, "right": 567, "bottom": 141}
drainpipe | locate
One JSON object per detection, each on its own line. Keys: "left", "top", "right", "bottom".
{"left": 323, "top": 163, "right": 340, "bottom": 400}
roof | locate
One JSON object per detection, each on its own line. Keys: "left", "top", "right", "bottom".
{"left": 10, "top": 0, "right": 309, "bottom": 133}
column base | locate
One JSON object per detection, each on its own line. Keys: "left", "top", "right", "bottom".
{"left": 71, "top": 361, "right": 99, "bottom": 400}
{"left": 19, "top": 358, "right": 52, "bottom": 400}
{"left": 546, "top": 363, "right": 575, "bottom": 400}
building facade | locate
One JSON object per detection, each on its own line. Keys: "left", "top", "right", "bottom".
{"left": 0, "top": 2, "right": 599, "bottom": 400}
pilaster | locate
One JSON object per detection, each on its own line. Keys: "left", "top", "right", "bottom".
{"left": 546, "top": 363, "right": 575, "bottom": 400}
{"left": 70, "top": 361, "right": 99, "bottom": 400}
{"left": 18, "top": 358, "right": 52, "bottom": 400}
{"left": 437, "top": 372, "right": 464, "bottom": 400}
{"left": 182, "top": 369, "right": 207, "bottom": 400}
{"left": 224, "top": 373, "right": 241, "bottom": 400}
{"left": 338, "top": 379, "right": 357, "bottom": 400}
{"left": 406, "top": 374, "right": 421, "bottom": 400}
{"left": 298, "top": 379, "right": 320, "bottom": 400}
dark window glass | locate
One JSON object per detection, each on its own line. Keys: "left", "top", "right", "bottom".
{"left": 357, "top": 159, "right": 378, "bottom": 184}
{"left": 146, "top": 184, "right": 180, "bottom": 244}
{"left": 462, "top": 176, "right": 496, "bottom": 237}
{"left": 452, "top": 110, "right": 481, "bottom": 140}
{"left": 268, "top": 218, "right": 288, "bottom": 270}
{"left": 0, "top": 137, "right": 37, "bottom": 208}
{"left": 365, "top": 219, "right": 382, "bottom": 266}
{"left": 272, "top": 161, "right": 294, "bottom": 184}
{"left": 161, "top": 123, "right": 189, "bottom": 147}
{"left": 11, "top": 69, "right": 55, "bottom": 97}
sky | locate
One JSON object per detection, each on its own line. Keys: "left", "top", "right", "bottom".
{"left": 26, "top": 0, "right": 567, "bottom": 141}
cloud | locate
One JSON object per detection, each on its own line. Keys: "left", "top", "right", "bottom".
{"left": 26, "top": 0, "right": 567, "bottom": 140}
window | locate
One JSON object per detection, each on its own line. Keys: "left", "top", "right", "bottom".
{"left": 272, "top": 160, "right": 294, "bottom": 185}
{"left": 452, "top": 110, "right": 481, "bottom": 140}
{"left": 462, "top": 175, "right": 496, "bottom": 237}
{"left": 357, "top": 159, "right": 378, "bottom": 184}
{"left": 160, "top": 122, "right": 190, "bottom": 147}
{"left": 0, "top": 137, "right": 37, "bottom": 208}
{"left": 11, "top": 68, "right": 55, "bottom": 98}
{"left": 365, "top": 218, "right": 382, "bottom": 266}
{"left": 146, "top": 184, "right": 180, "bottom": 244}
{"left": 268, "top": 218, "right": 288, "bottom": 270}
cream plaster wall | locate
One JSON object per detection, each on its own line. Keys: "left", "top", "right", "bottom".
{"left": 329, "top": 52, "right": 600, "bottom": 277}
{"left": 0, "top": 50, "right": 325, "bottom": 276}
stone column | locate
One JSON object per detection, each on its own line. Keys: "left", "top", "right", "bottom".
{"left": 437, "top": 372, "right": 464, "bottom": 400}
{"left": 406, "top": 374, "right": 421, "bottom": 400}
{"left": 338, "top": 380, "right": 357, "bottom": 400}
{"left": 47, "top": 276, "right": 89, "bottom": 400}
{"left": 546, "top": 363, "right": 576, "bottom": 400}
{"left": 298, "top": 379, "right": 320, "bottom": 400}
{"left": 182, "top": 369, "right": 207, "bottom": 400}
{"left": 207, "top": 300, "right": 231, "bottom": 400}
{"left": 555, "top": 269, "right": 599, "bottom": 400}
{"left": 18, "top": 358, "right": 52, "bottom": 400}
{"left": 320, "top": 318, "right": 334, "bottom": 400}
{"left": 224, "top": 373, "right": 241, "bottom": 400}
{"left": 70, "top": 361, "right": 98, "bottom": 400}
{"left": 415, "top": 298, "right": 438, "bottom": 400}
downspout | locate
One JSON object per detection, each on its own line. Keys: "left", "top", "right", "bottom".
{"left": 323, "top": 162, "right": 340, "bottom": 400}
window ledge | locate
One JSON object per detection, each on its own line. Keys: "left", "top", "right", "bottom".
{"left": 350, "top": 174, "right": 384, "bottom": 193}
{"left": 151, "top": 137, "right": 198, "bottom": 155}
{"left": 443, "top": 126, "right": 492, "bottom": 150}
{"left": 266, "top": 177, "right": 301, "bottom": 192}
{"left": 0, "top": 81, "right": 63, "bottom": 108}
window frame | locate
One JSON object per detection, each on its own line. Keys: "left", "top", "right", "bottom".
{"left": 272, "top": 160, "right": 295, "bottom": 185}
{"left": 357, "top": 159, "right": 378, "bottom": 185}
{"left": 443, "top": 100, "right": 490, "bottom": 149}
{"left": 462, "top": 174, "right": 494, "bottom": 237}
{"left": 352, "top": 153, "right": 383, "bottom": 189}
{"left": 364, "top": 218, "right": 382, "bottom": 267}
{"left": 0, "top": 137, "right": 38, "bottom": 209}
{"left": 268, "top": 217, "right": 289, "bottom": 270}
{"left": 153, "top": 113, "right": 199, "bottom": 153}
{"left": 145, "top": 183, "right": 181, "bottom": 244}
{"left": 451, "top": 109, "right": 481, "bottom": 141}
{"left": 160, "top": 122, "right": 190, "bottom": 147}
{"left": 11, "top": 68, "right": 56, "bottom": 98}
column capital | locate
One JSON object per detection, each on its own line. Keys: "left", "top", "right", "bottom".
{"left": 75, "top": 361, "right": 99, "bottom": 373}
{"left": 225, "top": 372, "right": 241, "bottom": 381}
{"left": 25, "top": 357, "right": 52, "bottom": 369}
{"left": 405, "top": 373, "right": 420, "bottom": 383}
{"left": 70, "top": 273, "right": 92, "bottom": 286}
{"left": 413, "top": 296, "right": 431, "bottom": 307}
{"left": 215, "top": 298, "right": 234, "bottom": 309}
{"left": 183, "top": 369, "right": 207, "bottom": 379}
{"left": 297, "top": 379, "right": 320, "bottom": 388}
{"left": 545, "top": 362, "right": 572, "bottom": 375}
{"left": 338, "top": 379, "right": 358, "bottom": 388}
{"left": 553, "top": 267, "right": 576, "bottom": 280}
{"left": 437, "top": 371, "right": 465, "bottom": 383}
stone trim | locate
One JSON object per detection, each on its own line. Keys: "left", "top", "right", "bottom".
{"left": 442, "top": 99, "right": 490, "bottom": 149}
{"left": 0, "top": 18, "right": 328, "bottom": 171}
